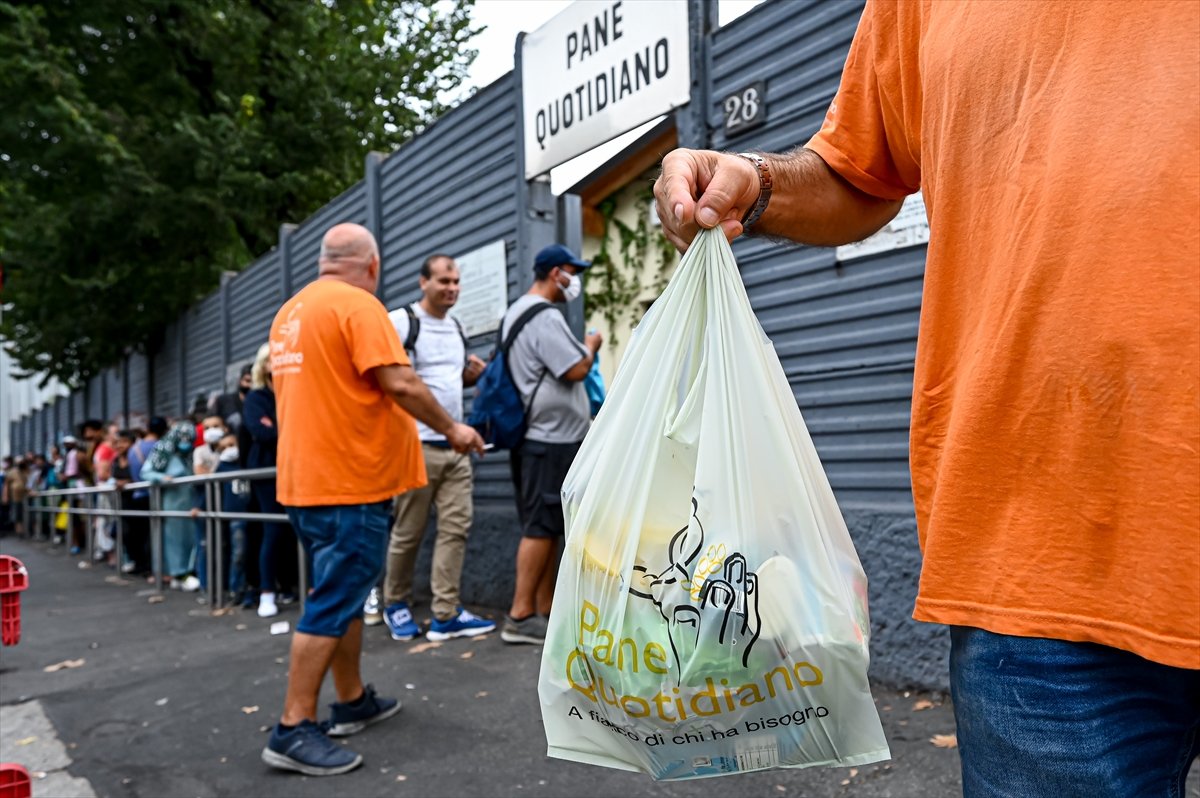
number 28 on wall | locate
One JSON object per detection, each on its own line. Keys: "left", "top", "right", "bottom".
{"left": 723, "top": 80, "right": 767, "bottom": 136}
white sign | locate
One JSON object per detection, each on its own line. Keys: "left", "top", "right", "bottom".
{"left": 521, "top": 1, "right": 691, "bottom": 179}
{"left": 450, "top": 239, "right": 509, "bottom": 338}
{"left": 836, "top": 194, "right": 930, "bottom": 262}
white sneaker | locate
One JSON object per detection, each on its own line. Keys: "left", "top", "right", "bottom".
{"left": 180, "top": 575, "right": 201, "bottom": 592}
{"left": 258, "top": 593, "right": 279, "bottom": 618}
{"left": 363, "top": 588, "right": 382, "bottom": 627}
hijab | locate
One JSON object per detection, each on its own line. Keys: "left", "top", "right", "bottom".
{"left": 146, "top": 421, "right": 196, "bottom": 473}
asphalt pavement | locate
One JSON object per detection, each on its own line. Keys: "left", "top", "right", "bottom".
{"left": 0, "top": 537, "right": 1033, "bottom": 798}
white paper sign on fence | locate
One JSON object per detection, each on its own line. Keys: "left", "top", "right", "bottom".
{"left": 451, "top": 239, "right": 509, "bottom": 338}
{"left": 836, "top": 194, "right": 930, "bottom": 262}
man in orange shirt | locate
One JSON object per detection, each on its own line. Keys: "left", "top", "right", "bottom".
{"left": 655, "top": 1, "right": 1198, "bottom": 795}
{"left": 260, "top": 223, "right": 484, "bottom": 776}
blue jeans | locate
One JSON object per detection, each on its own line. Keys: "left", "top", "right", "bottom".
{"left": 227, "top": 521, "right": 247, "bottom": 595}
{"left": 252, "top": 479, "right": 291, "bottom": 594}
{"left": 194, "top": 517, "right": 207, "bottom": 588}
{"left": 951, "top": 626, "right": 1200, "bottom": 798}
{"left": 285, "top": 502, "right": 390, "bottom": 638}
{"left": 193, "top": 521, "right": 247, "bottom": 594}
{"left": 193, "top": 486, "right": 207, "bottom": 586}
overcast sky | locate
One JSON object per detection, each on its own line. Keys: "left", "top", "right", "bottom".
{"left": 462, "top": 0, "right": 766, "bottom": 192}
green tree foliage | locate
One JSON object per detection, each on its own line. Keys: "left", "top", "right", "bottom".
{"left": 0, "top": 0, "right": 478, "bottom": 386}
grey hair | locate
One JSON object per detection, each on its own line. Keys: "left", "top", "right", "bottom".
{"left": 319, "top": 238, "right": 378, "bottom": 268}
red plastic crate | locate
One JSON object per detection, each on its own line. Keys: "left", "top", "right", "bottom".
{"left": 0, "top": 556, "right": 29, "bottom": 647}
{"left": 0, "top": 764, "right": 31, "bottom": 798}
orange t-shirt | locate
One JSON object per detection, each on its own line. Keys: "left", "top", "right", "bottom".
{"left": 270, "top": 278, "right": 425, "bottom": 506}
{"left": 808, "top": 0, "right": 1199, "bottom": 669}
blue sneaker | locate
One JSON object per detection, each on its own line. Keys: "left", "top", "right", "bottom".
{"left": 261, "top": 720, "right": 362, "bottom": 776}
{"left": 426, "top": 608, "right": 497, "bottom": 641}
{"left": 383, "top": 602, "right": 421, "bottom": 641}
{"left": 323, "top": 684, "right": 402, "bottom": 737}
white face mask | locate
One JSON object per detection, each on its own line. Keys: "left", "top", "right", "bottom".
{"left": 218, "top": 447, "right": 240, "bottom": 463}
{"left": 560, "top": 271, "right": 582, "bottom": 302}
{"left": 203, "top": 428, "right": 224, "bottom": 446}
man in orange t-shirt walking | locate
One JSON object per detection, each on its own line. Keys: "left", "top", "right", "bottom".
{"left": 654, "top": 1, "right": 1198, "bottom": 795}
{"left": 260, "top": 223, "right": 484, "bottom": 777}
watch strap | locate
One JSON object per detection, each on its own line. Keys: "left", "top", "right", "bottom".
{"left": 735, "top": 152, "right": 773, "bottom": 232}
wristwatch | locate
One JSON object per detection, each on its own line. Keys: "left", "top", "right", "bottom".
{"left": 735, "top": 152, "right": 773, "bottom": 232}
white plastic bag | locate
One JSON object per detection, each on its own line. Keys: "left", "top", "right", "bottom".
{"left": 538, "top": 229, "right": 889, "bottom": 780}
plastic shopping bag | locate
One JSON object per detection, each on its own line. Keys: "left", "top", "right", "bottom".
{"left": 584, "top": 349, "right": 606, "bottom": 417}
{"left": 539, "top": 229, "right": 890, "bottom": 780}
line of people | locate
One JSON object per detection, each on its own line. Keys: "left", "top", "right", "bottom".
{"left": 5, "top": 237, "right": 602, "bottom": 644}
{"left": 6, "top": 358, "right": 304, "bottom": 612}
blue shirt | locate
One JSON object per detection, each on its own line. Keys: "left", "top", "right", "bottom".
{"left": 128, "top": 439, "right": 155, "bottom": 499}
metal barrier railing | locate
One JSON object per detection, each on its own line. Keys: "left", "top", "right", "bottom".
{"left": 24, "top": 468, "right": 305, "bottom": 610}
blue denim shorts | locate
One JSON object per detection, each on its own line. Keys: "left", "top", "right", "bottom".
{"left": 285, "top": 501, "right": 390, "bottom": 638}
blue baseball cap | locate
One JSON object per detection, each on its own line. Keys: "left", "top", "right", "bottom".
{"left": 534, "top": 244, "right": 591, "bottom": 276}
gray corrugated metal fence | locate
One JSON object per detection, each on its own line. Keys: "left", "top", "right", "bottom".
{"left": 184, "top": 292, "right": 225, "bottom": 411}
{"left": 152, "top": 322, "right": 182, "bottom": 419}
{"left": 228, "top": 251, "right": 283, "bottom": 364}
{"left": 85, "top": 374, "right": 103, "bottom": 421}
{"left": 69, "top": 391, "right": 84, "bottom": 431}
{"left": 287, "top": 182, "right": 368, "bottom": 296}
{"left": 127, "top": 352, "right": 150, "bottom": 424}
{"left": 104, "top": 367, "right": 121, "bottom": 424}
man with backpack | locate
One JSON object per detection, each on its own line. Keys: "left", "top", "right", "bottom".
{"left": 496, "top": 244, "right": 601, "bottom": 645}
{"left": 373, "top": 253, "right": 495, "bottom": 642}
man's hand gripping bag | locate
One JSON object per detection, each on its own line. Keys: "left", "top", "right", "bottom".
{"left": 538, "top": 229, "right": 890, "bottom": 780}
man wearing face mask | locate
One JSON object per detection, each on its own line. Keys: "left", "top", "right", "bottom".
{"left": 498, "top": 244, "right": 602, "bottom": 646}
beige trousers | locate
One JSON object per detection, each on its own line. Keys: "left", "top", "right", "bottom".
{"left": 384, "top": 445, "right": 473, "bottom": 620}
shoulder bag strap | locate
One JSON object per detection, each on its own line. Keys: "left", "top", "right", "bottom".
{"left": 403, "top": 305, "right": 420, "bottom": 353}
{"left": 451, "top": 315, "right": 470, "bottom": 351}
{"left": 501, "top": 302, "right": 554, "bottom": 354}
{"left": 502, "top": 302, "right": 555, "bottom": 414}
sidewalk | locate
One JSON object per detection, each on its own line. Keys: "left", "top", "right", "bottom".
{"left": 0, "top": 537, "right": 967, "bottom": 798}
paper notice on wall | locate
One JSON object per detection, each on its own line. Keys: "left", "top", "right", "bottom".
{"left": 451, "top": 239, "right": 509, "bottom": 339}
{"left": 836, "top": 194, "right": 929, "bottom": 262}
